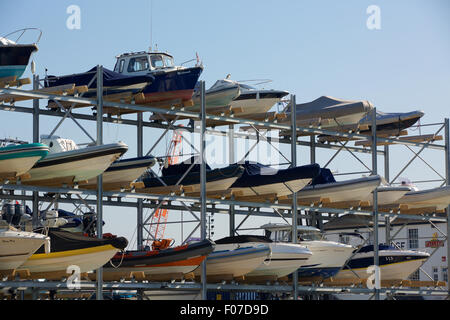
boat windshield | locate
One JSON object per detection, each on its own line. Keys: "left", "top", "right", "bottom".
{"left": 163, "top": 55, "right": 174, "bottom": 67}
{"left": 298, "top": 230, "right": 324, "bottom": 241}
{"left": 127, "top": 56, "right": 149, "bottom": 72}
{"left": 239, "top": 83, "right": 256, "bottom": 90}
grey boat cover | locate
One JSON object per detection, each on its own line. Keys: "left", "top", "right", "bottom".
{"left": 285, "top": 96, "right": 372, "bottom": 120}
{"left": 359, "top": 110, "right": 424, "bottom": 126}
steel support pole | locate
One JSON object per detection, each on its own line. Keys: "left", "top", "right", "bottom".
{"left": 32, "top": 75, "right": 40, "bottom": 228}
{"left": 444, "top": 118, "right": 450, "bottom": 294}
{"left": 384, "top": 144, "right": 390, "bottom": 245}
{"left": 200, "top": 81, "right": 207, "bottom": 300}
{"left": 96, "top": 65, "right": 104, "bottom": 300}
{"left": 137, "top": 112, "right": 144, "bottom": 250}
{"left": 371, "top": 108, "right": 380, "bottom": 299}
{"left": 229, "top": 124, "right": 235, "bottom": 236}
{"left": 310, "top": 134, "right": 316, "bottom": 164}
{"left": 290, "top": 95, "right": 298, "bottom": 299}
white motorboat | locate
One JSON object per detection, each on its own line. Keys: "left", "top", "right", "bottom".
{"left": 361, "top": 183, "right": 412, "bottom": 206}
{"left": 0, "top": 139, "right": 49, "bottom": 181}
{"left": 78, "top": 155, "right": 156, "bottom": 191}
{"left": 334, "top": 244, "right": 430, "bottom": 281}
{"left": 283, "top": 96, "right": 373, "bottom": 131}
{"left": 213, "top": 235, "right": 312, "bottom": 278}
{"left": 193, "top": 238, "right": 271, "bottom": 278}
{"left": 0, "top": 223, "right": 49, "bottom": 277}
{"left": 394, "top": 183, "right": 450, "bottom": 210}
{"left": 22, "top": 135, "right": 128, "bottom": 187}
{"left": 229, "top": 79, "right": 289, "bottom": 117}
{"left": 191, "top": 79, "right": 241, "bottom": 111}
{"left": 296, "top": 168, "right": 382, "bottom": 203}
{"left": 261, "top": 223, "right": 354, "bottom": 279}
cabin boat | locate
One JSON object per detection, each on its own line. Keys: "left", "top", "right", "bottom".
{"left": 113, "top": 50, "right": 203, "bottom": 106}
{"left": 0, "top": 139, "right": 49, "bottom": 181}
{"left": 193, "top": 238, "right": 271, "bottom": 278}
{"left": 283, "top": 96, "right": 373, "bottom": 131}
{"left": 334, "top": 243, "right": 430, "bottom": 281}
{"left": 261, "top": 223, "right": 354, "bottom": 279}
{"left": 0, "top": 28, "right": 40, "bottom": 79}
{"left": 22, "top": 135, "right": 128, "bottom": 187}
{"left": 100, "top": 239, "right": 214, "bottom": 280}
{"left": 296, "top": 168, "right": 382, "bottom": 204}
{"left": 16, "top": 228, "right": 128, "bottom": 280}
{"left": 78, "top": 155, "right": 156, "bottom": 191}
{"left": 44, "top": 65, "right": 154, "bottom": 101}
{"left": 229, "top": 162, "right": 321, "bottom": 197}
{"left": 0, "top": 222, "right": 50, "bottom": 277}
{"left": 213, "top": 235, "right": 312, "bottom": 279}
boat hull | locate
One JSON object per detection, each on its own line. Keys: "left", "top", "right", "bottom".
{"left": 394, "top": 185, "right": 450, "bottom": 210}
{"left": 194, "top": 244, "right": 270, "bottom": 277}
{"left": 0, "top": 44, "right": 37, "bottom": 78}
{"left": 297, "top": 240, "right": 354, "bottom": 279}
{"left": 78, "top": 156, "right": 155, "bottom": 190}
{"left": 0, "top": 143, "right": 49, "bottom": 178}
{"left": 335, "top": 249, "right": 430, "bottom": 281}
{"left": 230, "top": 96, "right": 284, "bottom": 116}
{"left": 0, "top": 229, "right": 49, "bottom": 275}
{"left": 18, "top": 244, "right": 119, "bottom": 277}
{"left": 361, "top": 186, "right": 411, "bottom": 205}
{"left": 141, "top": 67, "right": 203, "bottom": 104}
{"left": 247, "top": 242, "right": 312, "bottom": 278}
{"left": 191, "top": 85, "right": 240, "bottom": 110}
{"left": 23, "top": 143, "right": 128, "bottom": 186}
{"left": 102, "top": 239, "right": 214, "bottom": 278}
{"left": 297, "top": 175, "right": 381, "bottom": 203}
{"left": 232, "top": 179, "right": 311, "bottom": 197}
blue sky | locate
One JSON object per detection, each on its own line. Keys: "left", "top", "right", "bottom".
{"left": 1, "top": 0, "right": 449, "bottom": 247}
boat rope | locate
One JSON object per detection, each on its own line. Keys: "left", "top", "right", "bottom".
{"left": 108, "top": 249, "right": 125, "bottom": 269}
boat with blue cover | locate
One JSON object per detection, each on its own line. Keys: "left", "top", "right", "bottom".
{"left": 139, "top": 157, "right": 244, "bottom": 194}
{"left": 230, "top": 162, "right": 321, "bottom": 197}
{"left": 114, "top": 50, "right": 203, "bottom": 106}
{"left": 44, "top": 65, "right": 154, "bottom": 105}
{"left": 0, "top": 28, "right": 40, "bottom": 79}
{"left": 0, "top": 139, "right": 49, "bottom": 181}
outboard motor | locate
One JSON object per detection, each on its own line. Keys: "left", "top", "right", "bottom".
{"left": 1, "top": 202, "right": 25, "bottom": 226}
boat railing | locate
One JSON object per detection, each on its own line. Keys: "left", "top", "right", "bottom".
{"left": 1, "top": 28, "right": 43, "bottom": 45}
{"left": 0, "top": 138, "right": 28, "bottom": 147}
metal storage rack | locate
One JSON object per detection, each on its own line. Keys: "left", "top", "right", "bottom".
{"left": 0, "top": 67, "right": 449, "bottom": 300}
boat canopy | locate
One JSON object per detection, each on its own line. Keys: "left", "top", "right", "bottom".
{"left": 40, "top": 135, "right": 78, "bottom": 154}
{"left": 44, "top": 66, "right": 154, "bottom": 89}
{"left": 310, "top": 168, "right": 337, "bottom": 185}
{"left": 161, "top": 156, "right": 212, "bottom": 177}
{"left": 215, "top": 235, "right": 273, "bottom": 244}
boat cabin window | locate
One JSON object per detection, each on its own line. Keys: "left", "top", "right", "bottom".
{"left": 163, "top": 55, "right": 174, "bottom": 67}
{"left": 268, "top": 230, "right": 292, "bottom": 242}
{"left": 127, "top": 56, "right": 150, "bottom": 73}
{"left": 298, "top": 230, "right": 324, "bottom": 241}
{"left": 114, "top": 59, "right": 125, "bottom": 73}
{"left": 150, "top": 55, "right": 164, "bottom": 68}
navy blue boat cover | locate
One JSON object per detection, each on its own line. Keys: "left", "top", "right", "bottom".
{"left": 310, "top": 168, "right": 337, "bottom": 185}
{"left": 230, "top": 161, "right": 321, "bottom": 188}
{"left": 44, "top": 66, "right": 154, "bottom": 89}
{"left": 161, "top": 156, "right": 212, "bottom": 177}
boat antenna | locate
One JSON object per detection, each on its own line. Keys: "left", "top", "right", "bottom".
{"left": 149, "top": 0, "right": 153, "bottom": 51}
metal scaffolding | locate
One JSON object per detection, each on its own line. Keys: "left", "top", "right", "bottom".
{"left": 0, "top": 70, "right": 449, "bottom": 300}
